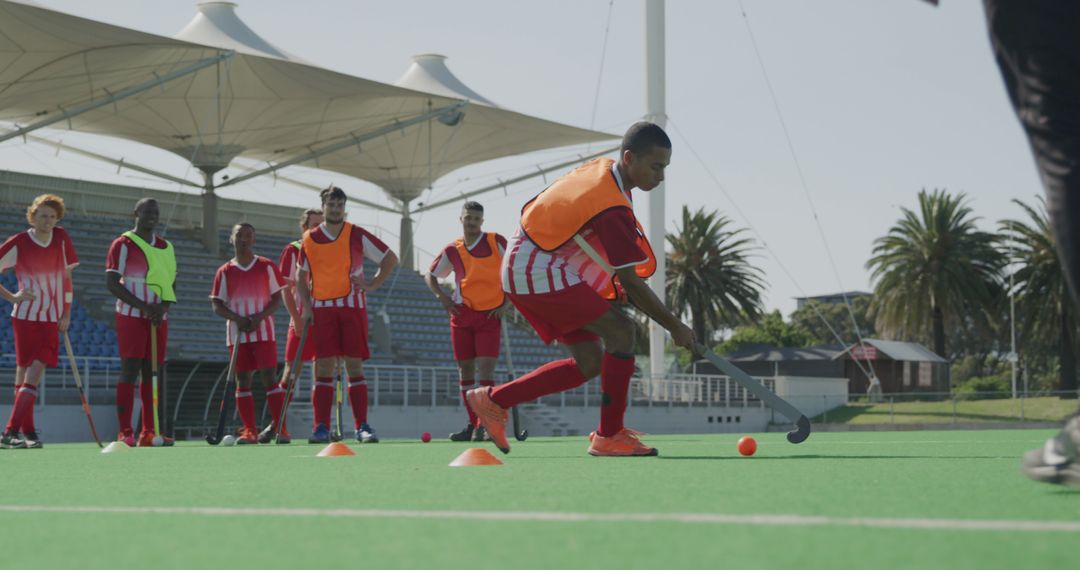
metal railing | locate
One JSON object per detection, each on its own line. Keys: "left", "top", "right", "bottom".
{"left": 0, "top": 353, "right": 120, "bottom": 405}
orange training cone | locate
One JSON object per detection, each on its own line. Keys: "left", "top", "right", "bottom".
{"left": 317, "top": 442, "right": 356, "bottom": 457}
{"left": 449, "top": 447, "right": 503, "bottom": 467}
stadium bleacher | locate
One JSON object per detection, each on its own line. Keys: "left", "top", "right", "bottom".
{"left": 0, "top": 207, "right": 565, "bottom": 372}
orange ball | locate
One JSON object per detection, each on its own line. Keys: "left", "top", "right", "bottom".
{"left": 737, "top": 436, "right": 757, "bottom": 456}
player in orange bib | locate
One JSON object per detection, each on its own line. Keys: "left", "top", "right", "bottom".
{"left": 296, "top": 186, "right": 398, "bottom": 444}
{"left": 466, "top": 122, "right": 696, "bottom": 457}
{"left": 210, "top": 223, "right": 287, "bottom": 444}
{"left": 425, "top": 201, "right": 509, "bottom": 442}
{"left": 0, "top": 194, "right": 78, "bottom": 449}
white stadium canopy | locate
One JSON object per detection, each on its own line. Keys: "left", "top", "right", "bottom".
{"left": 0, "top": 0, "right": 616, "bottom": 261}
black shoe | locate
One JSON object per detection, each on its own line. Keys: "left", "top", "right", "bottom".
{"left": 1021, "top": 417, "right": 1080, "bottom": 488}
{"left": 21, "top": 430, "right": 42, "bottom": 449}
{"left": 472, "top": 425, "right": 488, "bottom": 442}
{"left": 0, "top": 430, "right": 25, "bottom": 449}
{"left": 257, "top": 424, "right": 276, "bottom": 444}
{"left": 308, "top": 424, "right": 330, "bottom": 444}
{"left": 449, "top": 424, "right": 474, "bottom": 442}
{"left": 357, "top": 423, "right": 379, "bottom": 443}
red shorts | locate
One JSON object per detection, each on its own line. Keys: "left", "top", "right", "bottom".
{"left": 311, "top": 306, "right": 369, "bottom": 360}
{"left": 508, "top": 283, "right": 608, "bottom": 345}
{"left": 12, "top": 319, "right": 59, "bottom": 368}
{"left": 285, "top": 324, "right": 316, "bottom": 363}
{"left": 228, "top": 340, "right": 278, "bottom": 373}
{"left": 115, "top": 314, "right": 168, "bottom": 364}
{"left": 450, "top": 306, "right": 501, "bottom": 361}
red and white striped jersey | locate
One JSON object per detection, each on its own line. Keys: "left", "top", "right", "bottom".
{"left": 210, "top": 256, "right": 287, "bottom": 346}
{"left": 277, "top": 240, "right": 303, "bottom": 325}
{"left": 105, "top": 234, "right": 172, "bottom": 320}
{"left": 502, "top": 164, "right": 646, "bottom": 296}
{"left": 298, "top": 223, "right": 391, "bottom": 309}
{"left": 0, "top": 227, "right": 78, "bottom": 322}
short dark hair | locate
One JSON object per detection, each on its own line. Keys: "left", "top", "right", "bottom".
{"left": 299, "top": 208, "right": 323, "bottom": 230}
{"left": 134, "top": 197, "right": 158, "bottom": 214}
{"left": 230, "top": 222, "right": 255, "bottom": 244}
{"left": 320, "top": 186, "right": 347, "bottom": 205}
{"left": 620, "top": 121, "right": 671, "bottom": 155}
{"left": 462, "top": 201, "right": 484, "bottom": 214}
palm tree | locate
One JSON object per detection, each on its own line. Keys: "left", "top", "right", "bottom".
{"left": 1002, "top": 198, "right": 1078, "bottom": 395}
{"left": 666, "top": 206, "right": 765, "bottom": 342}
{"left": 866, "top": 189, "right": 1006, "bottom": 358}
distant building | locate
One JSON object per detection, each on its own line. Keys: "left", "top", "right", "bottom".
{"left": 698, "top": 338, "right": 949, "bottom": 394}
{"left": 794, "top": 291, "right": 871, "bottom": 309}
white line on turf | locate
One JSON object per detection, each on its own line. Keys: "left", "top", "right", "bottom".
{"left": 0, "top": 505, "right": 1076, "bottom": 532}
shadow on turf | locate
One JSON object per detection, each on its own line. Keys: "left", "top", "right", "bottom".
{"left": 661, "top": 454, "right": 1008, "bottom": 461}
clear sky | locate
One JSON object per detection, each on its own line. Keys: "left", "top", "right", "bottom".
{"left": 1, "top": 0, "right": 1043, "bottom": 318}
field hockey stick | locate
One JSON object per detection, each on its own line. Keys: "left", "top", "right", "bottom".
{"left": 500, "top": 324, "right": 528, "bottom": 441}
{"left": 206, "top": 327, "right": 241, "bottom": 445}
{"left": 331, "top": 367, "right": 343, "bottom": 442}
{"left": 694, "top": 344, "right": 811, "bottom": 444}
{"left": 275, "top": 322, "right": 309, "bottom": 433}
{"left": 150, "top": 322, "right": 162, "bottom": 438}
{"left": 62, "top": 332, "right": 103, "bottom": 447}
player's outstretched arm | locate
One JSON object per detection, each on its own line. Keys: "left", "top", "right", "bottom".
{"left": 614, "top": 267, "right": 696, "bottom": 350}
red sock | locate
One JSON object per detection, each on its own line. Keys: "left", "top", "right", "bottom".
{"left": 139, "top": 381, "right": 155, "bottom": 434}
{"left": 459, "top": 380, "right": 477, "bottom": 426}
{"left": 490, "top": 359, "right": 587, "bottom": 408}
{"left": 19, "top": 384, "right": 36, "bottom": 434}
{"left": 347, "top": 376, "right": 368, "bottom": 428}
{"left": 265, "top": 384, "right": 285, "bottom": 429}
{"left": 235, "top": 390, "right": 256, "bottom": 432}
{"left": 116, "top": 383, "right": 135, "bottom": 434}
{"left": 598, "top": 352, "right": 634, "bottom": 437}
{"left": 4, "top": 384, "right": 36, "bottom": 434}
{"left": 311, "top": 377, "right": 334, "bottom": 429}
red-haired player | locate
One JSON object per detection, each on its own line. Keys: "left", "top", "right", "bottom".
{"left": 0, "top": 194, "right": 78, "bottom": 449}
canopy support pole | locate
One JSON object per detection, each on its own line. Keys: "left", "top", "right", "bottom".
{"left": 645, "top": 0, "right": 668, "bottom": 382}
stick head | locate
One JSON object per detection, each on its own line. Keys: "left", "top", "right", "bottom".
{"left": 786, "top": 416, "right": 812, "bottom": 444}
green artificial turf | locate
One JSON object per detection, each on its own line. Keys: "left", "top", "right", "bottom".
{"left": 815, "top": 396, "right": 1077, "bottom": 424}
{"left": 1, "top": 431, "right": 1077, "bottom": 569}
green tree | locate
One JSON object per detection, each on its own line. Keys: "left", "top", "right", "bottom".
{"left": 789, "top": 297, "right": 875, "bottom": 347}
{"left": 666, "top": 206, "right": 765, "bottom": 342}
{"left": 866, "top": 189, "right": 1006, "bottom": 358}
{"left": 716, "top": 310, "right": 814, "bottom": 355}
{"left": 1001, "top": 198, "right": 1079, "bottom": 395}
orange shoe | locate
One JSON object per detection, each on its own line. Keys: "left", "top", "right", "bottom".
{"left": 465, "top": 387, "right": 510, "bottom": 454}
{"left": 236, "top": 428, "right": 258, "bottom": 445}
{"left": 587, "top": 428, "right": 658, "bottom": 457}
{"left": 588, "top": 427, "right": 647, "bottom": 443}
{"left": 137, "top": 431, "right": 175, "bottom": 447}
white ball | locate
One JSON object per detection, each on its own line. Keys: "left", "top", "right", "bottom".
{"left": 221, "top": 435, "right": 237, "bottom": 446}
{"left": 151, "top": 436, "right": 164, "bottom": 447}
